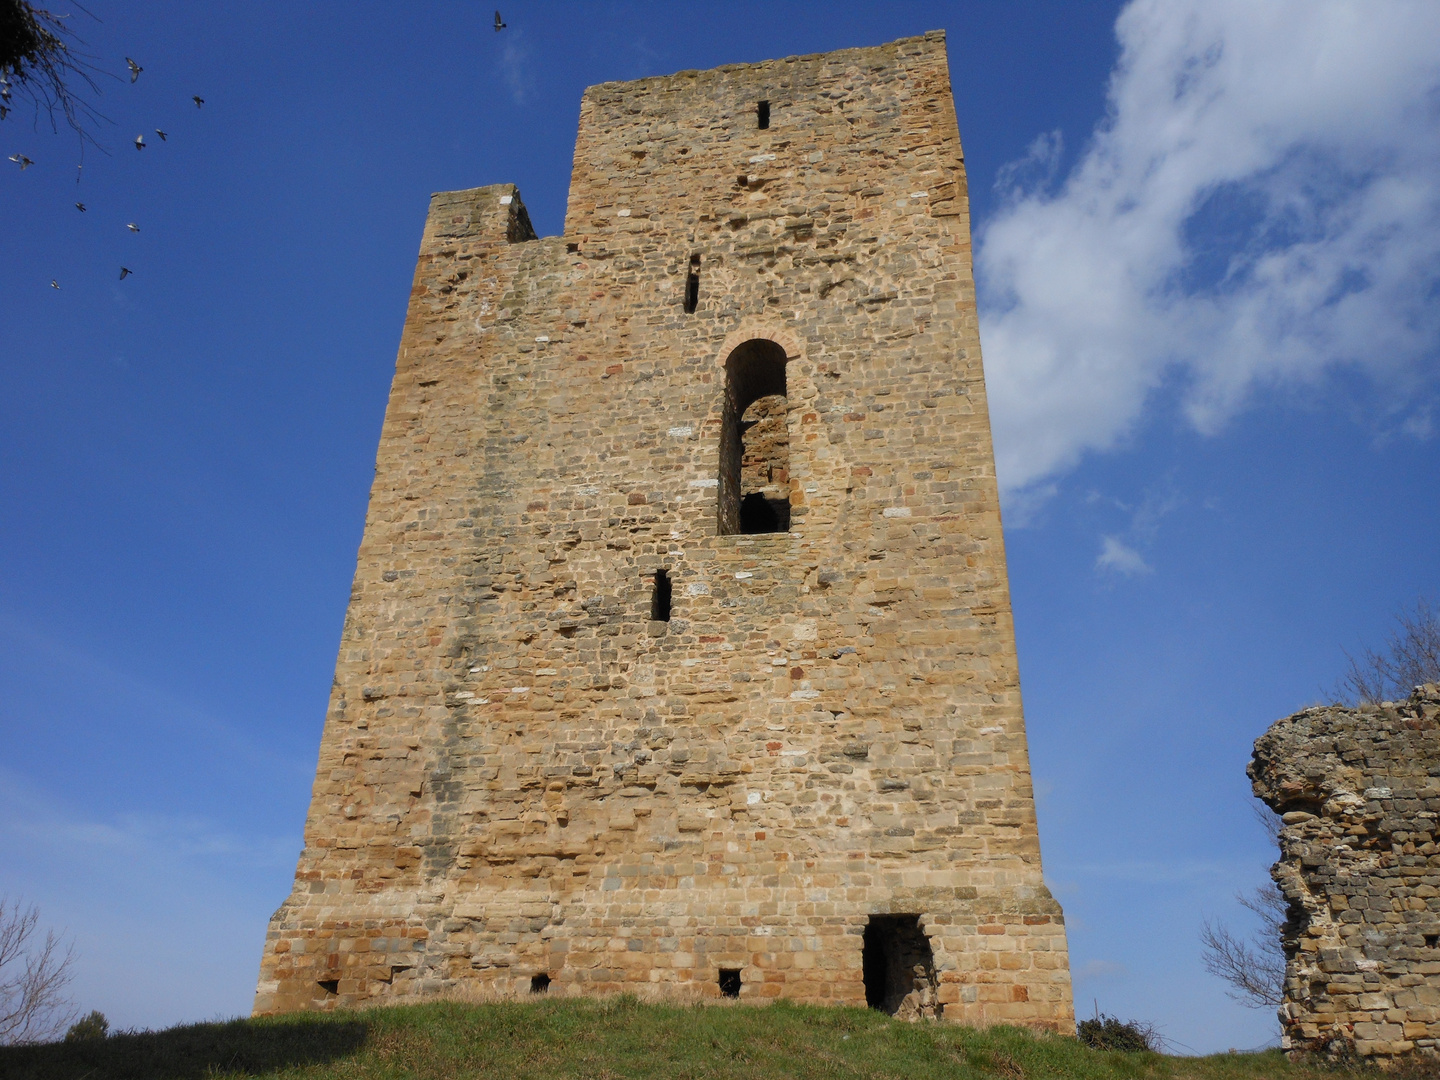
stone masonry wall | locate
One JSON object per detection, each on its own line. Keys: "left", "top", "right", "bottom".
{"left": 1250, "top": 684, "right": 1440, "bottom": 1062}
{"left": 254, "top": 33, "right": 1073, "bottom": 1030}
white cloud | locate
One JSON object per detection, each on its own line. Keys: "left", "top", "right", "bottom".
{"left": 1097, "top": 535, "right": 1152, "bottom": 577}
{"left": 979, "top": 0, "right": 1440, "bottom": 493}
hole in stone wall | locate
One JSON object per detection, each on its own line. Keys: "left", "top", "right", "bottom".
{"left": 718, "top": 339, "right": 790, "bottom": 536}
{"left": 531, "top": 973, "right": 551, "bottom": 993}
{"left": 1426, "top": 934, "right": 1439, "bottom": 948}
{"left": 757, "top": 100, "right": 770, "bottom": 129}
{"left": 862, "top": 915, "right": 935, "bottom": 1016}
{"left": 684, "top": 254, "right": 700, "bottom": 313}
{"left": 718, "top": 968, "right": 742, "bottom": 998}
{"left": 317, "top": 979, "right": 339, "bottom": 997}
{"left": 651, "top": 569, "right": 672, "bottom": 622}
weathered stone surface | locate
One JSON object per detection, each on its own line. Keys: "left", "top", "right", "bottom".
{"left": 253, "top": 32, "right": 1072, "bottom": 1031}
{"left": 1250, "top": 684, "right": 1440, "bottom": 1063}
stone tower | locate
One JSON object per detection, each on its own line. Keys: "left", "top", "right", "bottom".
{"left": 254, "top": 32, "right": 1073, "bottom": 1030}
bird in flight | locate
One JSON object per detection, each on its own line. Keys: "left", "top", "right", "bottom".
{"left": 76, "top": 202, "right": 86, "bottom": 212}
{"left": 9, "top": 152, "right": 33, "bottom": 169}
{"left": 155, "top": 129, "right": 167, "bottom": 141}
{"left": 119, "top": 267, "right": 132, "bottom": 280}
{"left": 494, "top": 10, "right": 506, "bottom": 30}
{"left": 126, "top": 223, "right": 139, "bottom": 232}
{"left": 126, "top": 58, "right": 142, "bottom": 83}
{"left": 134, "top": 134, "right": 145, "bottom": 150}
{"left": 51, "top": 280, "right": 59, "bottom": 290}
{"left": 193, "top": 96, "right": 204, "bottom": 108}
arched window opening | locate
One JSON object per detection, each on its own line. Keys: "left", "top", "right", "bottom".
{"left": 717, "top": 339, "right": 790, "bottom": 535}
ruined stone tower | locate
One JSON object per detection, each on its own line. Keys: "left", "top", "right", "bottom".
{"left": 254, "top": 32, "right": 1073, "bottom": 1029}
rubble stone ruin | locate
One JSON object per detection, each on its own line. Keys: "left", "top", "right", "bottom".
{"left": 1250, "top": 684, "right": 1440, "bottom": 1063}
{"left": 253, "top": 32, "right": 1073, "bottom": 1031}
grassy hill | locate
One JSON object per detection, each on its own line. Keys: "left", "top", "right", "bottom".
{"left": 0, "top": 997, "right": 1380, "bottom": 1080}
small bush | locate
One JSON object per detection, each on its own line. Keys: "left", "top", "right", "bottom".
{"left": 63, "top": 1011, "right": 108, "bottom": 1042}
{"left": 1076, "top": 1013, "right": 1159, "bottom": 1053}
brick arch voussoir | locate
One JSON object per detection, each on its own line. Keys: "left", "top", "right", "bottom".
{"left": 714, "top": 320, "right": 805, "bottom": 372}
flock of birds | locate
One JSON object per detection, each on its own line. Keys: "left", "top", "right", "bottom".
{"left": 6, "top": 55, "right": 204, "bottom": 290}
{"left": 11, "top": 11, "right": 509, "bottom": 291}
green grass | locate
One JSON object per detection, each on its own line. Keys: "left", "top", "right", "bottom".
{"left": 0, "top": 997, "right": 1377, "bottom": 1080}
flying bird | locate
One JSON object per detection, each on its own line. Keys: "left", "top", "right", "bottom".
{"left": 193, "top": 95, "right": 204, "bottom": 108}
{"left": 8, "top": 153, "right": 33, "bottom": 169}
{"left": 134, "top": 134, "right": 145, "bottom": 150}
{"left": 493, "top": 10, "right": 506, "bottom": 30}
{"left": 126, "top": 223, "right": 139, "bottom": 232}
{"left": 76, "top": 202, "right": 86, "bottom": 212}
{"left": 51, "top": 280, "right": 59, "bottom": 289}
{"left": 119, "top": 267, "right": 132, "bottom": 280}
{"left": 155, "top": 129, "right": 167, "bottom": 141}
{"left": 126, "top": 58, "right": 142, "bottom": 83}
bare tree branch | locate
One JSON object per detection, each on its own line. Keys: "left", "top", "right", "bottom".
{"left": 0, "top": 897, "right": 75, "bottom": 1046}
{"left": 0, "top": 1, "right": 108, "bottom": 145}
{"left": 1332, "top": 596, "right": 1440, "bottom": 705}
{"left": 1200, "top": 906, "right": 1285, "bottom": 1009}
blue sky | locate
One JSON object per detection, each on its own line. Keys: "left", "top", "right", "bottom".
{"left": 2, "top": 0, "right": 1438, "bottom": 1054}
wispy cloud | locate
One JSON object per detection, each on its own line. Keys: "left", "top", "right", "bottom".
{"left": 980, "top": 0, "right": 1440, "bottom": 493}
{"left": 1097, "top": 535, "right": 1153, "bottom": 577}
{"left": 496, "top": 30, "right": 534, "bottom": 104}
{"left": 1077, "top": 959, "right": 1129, "bottom": 979}
{"left": 0, "top": 770, "right": 295, "bottom": 870}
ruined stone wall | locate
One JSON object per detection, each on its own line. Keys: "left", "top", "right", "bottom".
{"left": 254, "top": 32, "right": 1072, "bottom": 1030}
{"left": 1250, "top": 685, "right": 1440, "bottom": 1062}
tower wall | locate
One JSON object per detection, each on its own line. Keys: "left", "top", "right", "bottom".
{"left": 255, "top": 32, "right": 1073, "bottom": 1030}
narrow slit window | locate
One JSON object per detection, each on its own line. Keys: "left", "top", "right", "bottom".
{"left": 756, "top": 100, "right": 770, "bottom": 129}
{"left": 684, "top": 254, "right": 700, "bottom": 314}
{"left": 651, "top": 569, "right": 672, "bottom": 622}
{"left": 718, "top": 968, "right": 741, "bottom": 998}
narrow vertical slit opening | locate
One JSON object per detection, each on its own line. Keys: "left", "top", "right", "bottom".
{"left": 651, "top": 569, "right": 672, "bottom": 622}
{"left": 757, "top": 100, "right": 770, "bottom": 129}
{"left": 684, "top": 254, "right": 700, "bottom": 313}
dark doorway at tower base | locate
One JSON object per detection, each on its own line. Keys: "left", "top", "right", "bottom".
{"left": 863, "top": 914, "right": 936, "bottom": 1016}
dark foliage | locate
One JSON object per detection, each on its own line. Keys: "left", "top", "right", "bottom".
{"left": 1076, "top": 1013, "right": 1160, "bottom": 1053}
{"left": 63, "top": 1010, "right": 107, "bottom": 1042}
{"left": 0, "top": 0, "right": 104, "bottom": 141}
{"left": 0, "top": 1015, "right": 367, "bottom": 1079}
